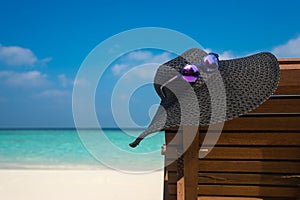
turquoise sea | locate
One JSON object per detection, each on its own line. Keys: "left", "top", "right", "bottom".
{"left": 0, "top": 129, "right": 165, "bottom": 171}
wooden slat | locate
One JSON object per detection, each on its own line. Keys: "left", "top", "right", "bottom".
{"left": 279, "top": 64, "right": 300, "bottom": 69}
{"left": 278, "top": 58, "right": 300, "bottom": 67}
{"left": 166, "top": 117, "right": 300, "bottom": 134}
{"left": 278, "top": 58, "right": 300, "bottom": 62}
{"left": 167, "top": 160, "right": 300, "bottom": 173}
{"left": 198, "top": 173, "right": 300, "bottom": 186}
{"left": 181, "top": 126, "right": 200, "bottom": 200}
{"left": 167, "top": 172, "right": 178, "bottom": 184}
{"left": 165, "top": 115, "right": 300, "bottom": 132}
{"left": 167, "top": 161, "right": 178, "bottom": 171}
{"left": 165, "top": 146, "right": 180, "bottom": 159}
{"left": 250, "top": 98, "right": 300, "bottom": 113}
{"left": 167, "top": 195, "right": 177, "bottom": 200}
{"left": 177, "top": 178, "right": 185, "bottom": 200}
{"left": 198, "top": 160, "right": 300, "bottom": 174}
{"left": 275, "top": 69, "right": 300, "bottom": 95}
{"left": 274, "top": 86, "right": 300, "bottom": 95}
{"left": 199, "top": 132, "right": 300, "bottom": 146}
{"left": 168, "top": 184, "right": 177, "bottom": 195}
{"left": 198, "top": 198, "right": 264, "bottom": 200}
{"left": 165, "top": 132, "right": 180, "bottom": 145}
{"left": 202, "top": 147, "right": 300, "bottom": 160}
{"left": 222, "top": 116, "right": 300, "bottom": 131}
{"left": 279, "top": 68, "right": 300, "bottom": 85}
{"left": 197, "top": 185, "right": 299, "bottom": 198}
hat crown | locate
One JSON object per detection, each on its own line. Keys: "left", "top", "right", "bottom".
{"left": 154, "top": 48, "right": 207, "bottom": 99}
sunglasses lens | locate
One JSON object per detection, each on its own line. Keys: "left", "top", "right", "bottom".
{"left": 180, "top": 64, "right": 200, "bottom": 82}
{"left": 202, "top": 53, "right": 219, "bottom": 72}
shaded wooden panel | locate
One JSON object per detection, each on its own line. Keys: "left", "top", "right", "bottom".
{"left": 168, "top": 184, "right": 177, "bottom": 195}
{"left": 199, "top": 132, "right": 300, "bottom": 146}
{"left": 167, "top": 172, "right": 178, "bottom": 184}
{"left": 198, "top": 197, "right": 263, "bottom": 200}
{"left": 198, "top": 173, "right": 300, "bottom": 186}
{"left": 165, "top": 132, "right": 181, "bottom": 146}
{"left": 165, "top": 146, "right": 180, "bottom": 159}
{"left": 167, "top": 195, "right": 177, "bottom": 200}
{"left": 278, "top": 69, "right": 300, "bottom": 87}
{"left": 197, "top": 185, "right": 299, "bottom": 198}
{"left": 275, "top": 69, "right": 300, "bottom": 95}
{"left": 274, "top": 86, "right": 300, "bottom": 95}
{"left": 198, "top": 160, "right": 300, "bottom": 174}
{"left": 222, "top": 116, "right": 300, "bottom": 131}
{"left": 250, "top": 98, "right": 300, "bottom": 113}
{"left": 166, "top": 161, "right": 178, "bottom": 171}
{"left": 202, "top": 147, "right": 300, "bottom": 160}
{"left": 168, "top": 160, "right": 300, "bottom": 174}
{"left": 166, "top": 117, "right": 300, "bottom": 133}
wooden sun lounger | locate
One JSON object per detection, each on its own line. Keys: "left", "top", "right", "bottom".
{"left": 163, "top": 58, "right": 300, "bottom": 200}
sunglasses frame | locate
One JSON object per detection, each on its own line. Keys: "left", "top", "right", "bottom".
{"left": 160, "top": 53, "right": 219, "bottom": 98}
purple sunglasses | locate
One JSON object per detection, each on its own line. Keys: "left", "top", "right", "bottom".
{"left": 160, "top": 53, "right": 219, "bottom": 97}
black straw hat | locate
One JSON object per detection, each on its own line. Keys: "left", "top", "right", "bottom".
{"left": 130, "top": 48, "right": 280, "bottom": 148}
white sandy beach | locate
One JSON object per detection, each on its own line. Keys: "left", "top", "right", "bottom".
{"left": 0, "top": 169, "right": 164, "bottom": 200}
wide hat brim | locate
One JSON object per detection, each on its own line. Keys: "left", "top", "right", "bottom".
{"left": 130, "top": 48, "right": 280, "bottom": 147}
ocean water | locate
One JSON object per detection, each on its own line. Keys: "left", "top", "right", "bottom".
{"left": 0, "top": 129, "right": 165, "bottom": 171}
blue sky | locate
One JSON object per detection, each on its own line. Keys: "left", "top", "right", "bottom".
{"left": 0, "top": 0, "right": 300, "bottom": 128}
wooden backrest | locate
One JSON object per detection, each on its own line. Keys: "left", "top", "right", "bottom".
{"left": 164, "top": 58, "right": 300, "bottom": 200}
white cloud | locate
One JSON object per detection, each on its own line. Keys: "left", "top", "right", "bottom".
{"left": 205, "top": 48, "right": 235, "bottom": 60}
{"left": 150, "top": 52, "right": 172, "bottom": 63}
{"left": 0, "top": 70, "right": 49, "bottom": 87}
{"left": 129, "top": 63, "right": 158, "bottom": 81}
{"left": 36, "top": 89, "right": 71, "bottom": 98}
{"left": 111, "top": 64, "right": 128, "bottom": 76}
{"left": 128, "top": 50, "right": 171, "bottom": 63}
{"left": 0, "top": 44, "right": 51, "bottom": 67}
{"left": 73, "top": 78, "right": 90, "bottom": 87}
{"left": 272, "top": 35, "right": 300, "bottom": 58}
{"left": 40, "top": 57, "right": 52, "bottom": 64}
{"left": 128, "top": 51, "right": 153, "bottom": 60}
{"left": 58, "top": 74, "right": 68, "bottom": 87}
{"left": 108, "top": 44, "right": 121, "bottom": 54}
{"left": 58, "top": 74, "right": 73, "bottom": 87}
{"left": 0, "top": 70, "right": 12, "bottom": 78}
{"left": 204, "top": 48, "right": 213, "bottom": 54}
{"left": 205, "top": 35, "right": 300, "bottom": 61}
{"left": 218, "top": 50, "right": 235, "bottom": 60}
{"left": 206, "top": 35, "right": 300, "bottom": 60}
{"left": 111, "top": 50, "right": 173, "bottom": 77}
